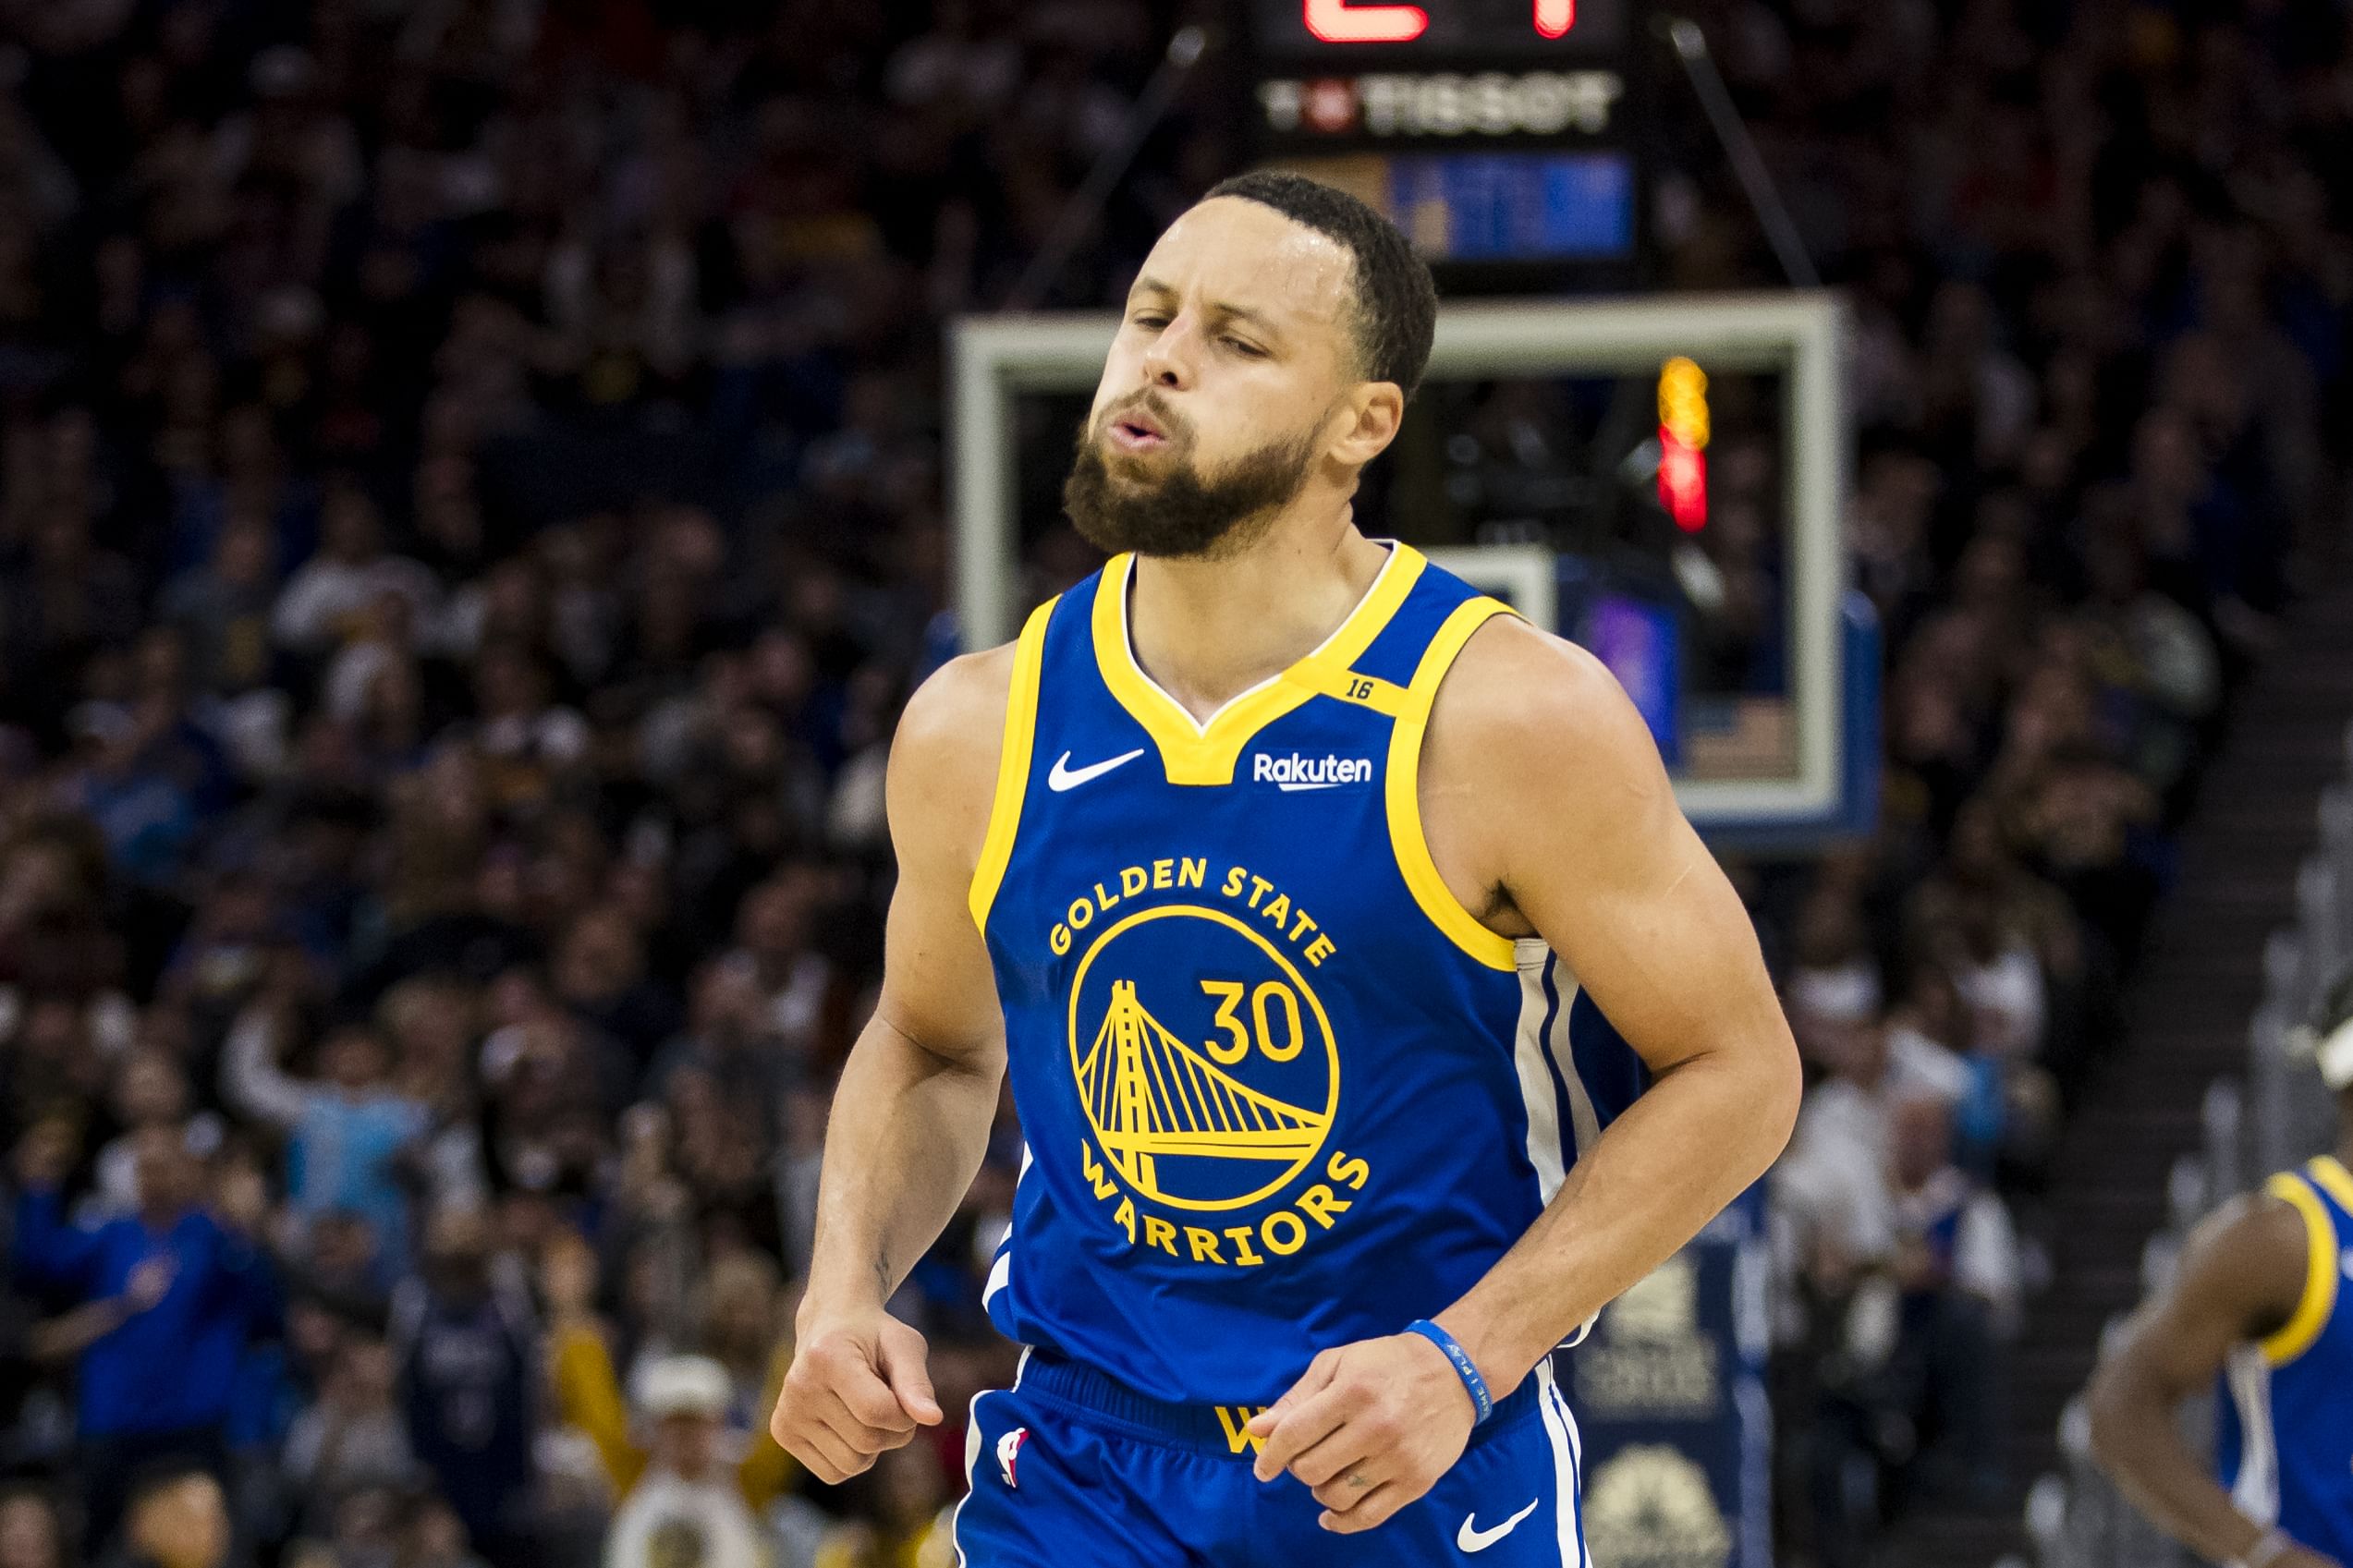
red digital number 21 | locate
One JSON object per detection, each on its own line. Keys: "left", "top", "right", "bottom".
{"left": 1302, "top": 0, "right": 1576, "bottom": 44}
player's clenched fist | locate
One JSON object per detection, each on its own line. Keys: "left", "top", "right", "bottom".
{"left": 770, "top": 1313, "right": 944, "bottom": 1483}
{"left": 1248, "top": 1332, "right": 1480, "bottom": 1533}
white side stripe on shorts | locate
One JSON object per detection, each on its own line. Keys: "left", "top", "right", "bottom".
{"left": 950, "top": 1348, "right": 1031, "bottom": 1568}
{"left": 1535, "top": 1358, "right": 1590, "bottom": 1568}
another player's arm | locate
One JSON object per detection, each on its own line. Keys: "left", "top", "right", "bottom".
{"left": 1252, "top": 621, "right": 1801, "bottom": 1530}
{"left": 769, "top": 648, "right": 1015, "bottom": 1484}
{"left": 2086, "top": 1193, "right": 2341, "bottom": 1568}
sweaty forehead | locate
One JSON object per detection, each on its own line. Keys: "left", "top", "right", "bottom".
{"left": 1140, "top": 198, "right": 1358, "bottom": 348}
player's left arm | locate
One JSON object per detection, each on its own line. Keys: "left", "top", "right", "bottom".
{"left": 1428, "top": 620, "right": 1803, "bottom": 1383}
{"left": 1252, "top": 618, "right": 1801, "bottom": 1531}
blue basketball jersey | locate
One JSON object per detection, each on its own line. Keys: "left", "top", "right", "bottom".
{"left": 968, "top": 543, "right": 1648, "bottom": 1406}
{"left": 2217, "top": 1157, "right": 2353, "bottom": 1562}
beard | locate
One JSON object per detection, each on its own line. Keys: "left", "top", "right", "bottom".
{"left": 1063, "top": 399, "right": 1321, "bottom": 560}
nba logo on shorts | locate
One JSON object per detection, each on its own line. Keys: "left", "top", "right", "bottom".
{"left": 996, "top": 1426, "right": 1028, "bottom": 1488}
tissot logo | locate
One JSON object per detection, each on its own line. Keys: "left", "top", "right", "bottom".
{"left": 1257, "top": 70, "right": 1625, "bottom": 140}
{"left": 1253, "top": 752, "right": 1373, "bottom": 792}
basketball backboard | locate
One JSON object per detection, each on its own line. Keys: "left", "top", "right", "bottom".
{"left": 947, "top": 292, "right": 1875, "bottom": 850}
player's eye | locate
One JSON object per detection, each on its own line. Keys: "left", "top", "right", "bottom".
{"left": 1130, "top": 312, "right": 1169, "bottom": 331}
{"left": 1224, "top": 336, "right": 1265, "bottom": 358}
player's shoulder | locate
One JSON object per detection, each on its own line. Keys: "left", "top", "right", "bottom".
{"left": 2206, "top": 1177, "right": 2329, "bottom": 1246}
{"left": 887, "top": 643, "right": 1023, "bottom": 857}
{"left": 2174, "top": 1182, "right": 2322, "bottom": 1307}
{"left": 1427, "top": 610, "right": 1662, "bottom": 783}
{"left": 896, "top": 642, "right": 1020, "bottom": 766}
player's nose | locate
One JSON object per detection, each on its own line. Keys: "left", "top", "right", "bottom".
{"left": 1138, "top": 313, "right": 1201, "bottom": 393}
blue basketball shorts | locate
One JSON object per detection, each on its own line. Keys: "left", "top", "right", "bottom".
{"left": 949, "top": 1349, "right": 1590, "bottom": 1566}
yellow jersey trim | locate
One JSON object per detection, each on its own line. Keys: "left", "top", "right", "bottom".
{"left": 2260, "top": 1172, "right": 2339, "bottom": 1367}
{"left": 1091, "top": 544, "right": 1427, "bottom": 785}
{"left": 2308, "top": 1154, "right": 2353, "bottom": 1216}
{"left": 968, "top": 598, "right": 1057, "bottom": 933}
{"left": 1385, "top": 597, "right": 1519, "bottom": 972}
{"left": 1292, "top": 663, "right": 1408, "bottom": 716}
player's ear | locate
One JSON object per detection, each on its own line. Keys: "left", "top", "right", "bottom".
{"left": 1326, "top": 382, "right": 1405, "bottom": 468}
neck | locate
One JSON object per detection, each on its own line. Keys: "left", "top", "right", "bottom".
{"left": 1124, "top": 504, "right": 1384, "bottom": 722}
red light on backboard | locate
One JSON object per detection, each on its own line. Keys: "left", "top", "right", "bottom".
{"left": 1658, "top": 428, "right": 1708, "bottom": 530}
{"left": 1304, "top": 0, "right": 1429, "bottom": 43}
{"left": 1534, "top": 0, "right": 1576, "bottom": 36}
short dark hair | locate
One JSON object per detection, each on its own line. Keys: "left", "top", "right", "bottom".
{"left": 1203, "top": 171, "right": 1438, "bottom": 400}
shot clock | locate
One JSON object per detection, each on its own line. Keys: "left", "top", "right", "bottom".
{"left": 1250, "top": 0, "right": 1630, "bottom": 56}
{"left": 1242, "top": 0, "right": 1650, "bottom": 276}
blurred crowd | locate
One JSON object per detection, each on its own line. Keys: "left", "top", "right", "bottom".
{"left": 1719, "top": 0, "right": 2350, "bottom": 1563}
{"left": 0, "top": 0, "right": 2337, "bottom": 1566}
{"left": 0, "top": 0, "right": 1152, "bottom": 1563}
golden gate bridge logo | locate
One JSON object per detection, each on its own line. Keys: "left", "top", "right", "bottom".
{"left": 1067, "top": 906, "right": 1340, "bottom": 1212}
{"left": 1079, "top": 979, "right": 1329, "bottom": 1201}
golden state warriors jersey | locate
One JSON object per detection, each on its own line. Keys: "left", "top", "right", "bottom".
{"left": 2219, "top": 1157, "right": 2353, "bottom": 1562}
{"left": 968, "top": 543, "right": 1647, "bottom": 1405}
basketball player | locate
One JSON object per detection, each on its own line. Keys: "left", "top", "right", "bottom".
{"left": 769, "top": 172, "right": 1801, "bottom": 1564}
{"left": 2087, "top": 975, "right": 2353, "bottom": 1568}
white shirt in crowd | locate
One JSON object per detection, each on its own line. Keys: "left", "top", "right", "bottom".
{"left": 603, "top": 1471, "right": 772, "bottom": 1568}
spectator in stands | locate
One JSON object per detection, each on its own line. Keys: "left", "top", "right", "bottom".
{"left": 539, "top": 1232, "right": 781, "bottom": 1513}
{"left": 722, "top": 874, "right": 833, "bottom": 1069}
{"left": 1885, "top": 1094, "right": 2022, "bottom": 1505}
{"left": 649, "top": 957, "right": 799, "bottom": 1113}
{"left": 11, "top": 1122, "right": 276, "bottom": 1543}
{"left": 0, "top": 1487, "right": 67, "bottom": 1568}
{"left": 1777, "top": 1015, "right": 1901, "bottom": 1272}
{"left": 1785, "top": 890, "right": 1883, "bottom": 1056}
{"left": 389, "top": 1204, "right": 538, "bottom": 1568}
{"left": 221, "top": 1001, "right": 429, "bottom": 1270}
{"left": 86, "top": 1048, "right": 222, "bottom": 1222}
{"left": 280, "top": 1333, "right": 416, "bottom": 1536}
{"left": 270, "top": 481, "right": 436, "bottom": 662}
{"left": 551, "top": 908, "right": 679, "bottom": 1073}
{"left": 811, "top": 1442, "right": 954, "bottom": 1568}
{"left": 1881, "top": 962, "right": 1976, "bottom": 1112}
{"left": 316, "top": 1484, "right": 404, "bottom": 1568}
{"left": 545, "top": 1230, "right": 793, "bottom": 1514}
{"left": 703, "top": 1254, "right": 796, "bottom": 1483}
{"left": 98, "top": 1463, "right": 230, "bottom": 1568}
{"left": 409, "top": 1498, "right": 494, "bottom": 1568}
{"left": 601, "top": 1356, "right": 770, "bottom": 1568}
{"left": 160, "top": 516, "right": 280, "bottom": 709}
{"left": 1909, "top": 798, "right": 2091, "bottom": 1088}
{"left": 465, "top": 644, "right": 593, "bottom": 814}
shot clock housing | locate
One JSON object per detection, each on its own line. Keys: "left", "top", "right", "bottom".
{"left": 1240, "top": 0, "right": 1652, "bottom": 282}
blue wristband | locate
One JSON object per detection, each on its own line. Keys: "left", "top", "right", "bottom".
{"left": 1403, "top": 1319, "right": 1493, "bottom": 1426}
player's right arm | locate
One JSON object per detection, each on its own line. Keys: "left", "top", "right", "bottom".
{"left": 769, "top": 645, "right": 1016, "bottom": 1484}
{"left": 2085, "top": 1190, "right": 2343, "bottom": 1568}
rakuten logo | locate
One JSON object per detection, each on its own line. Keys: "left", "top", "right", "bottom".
{"left": 1253, "top": 753, "right": 1373, "bottom": 792}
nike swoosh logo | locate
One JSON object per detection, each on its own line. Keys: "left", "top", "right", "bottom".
{"left": 1457, "top": 1499, "right": 1539, "bottom": 1553}
{"left": 1047, "top": 748, "right": 1147, "bottom": 793}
